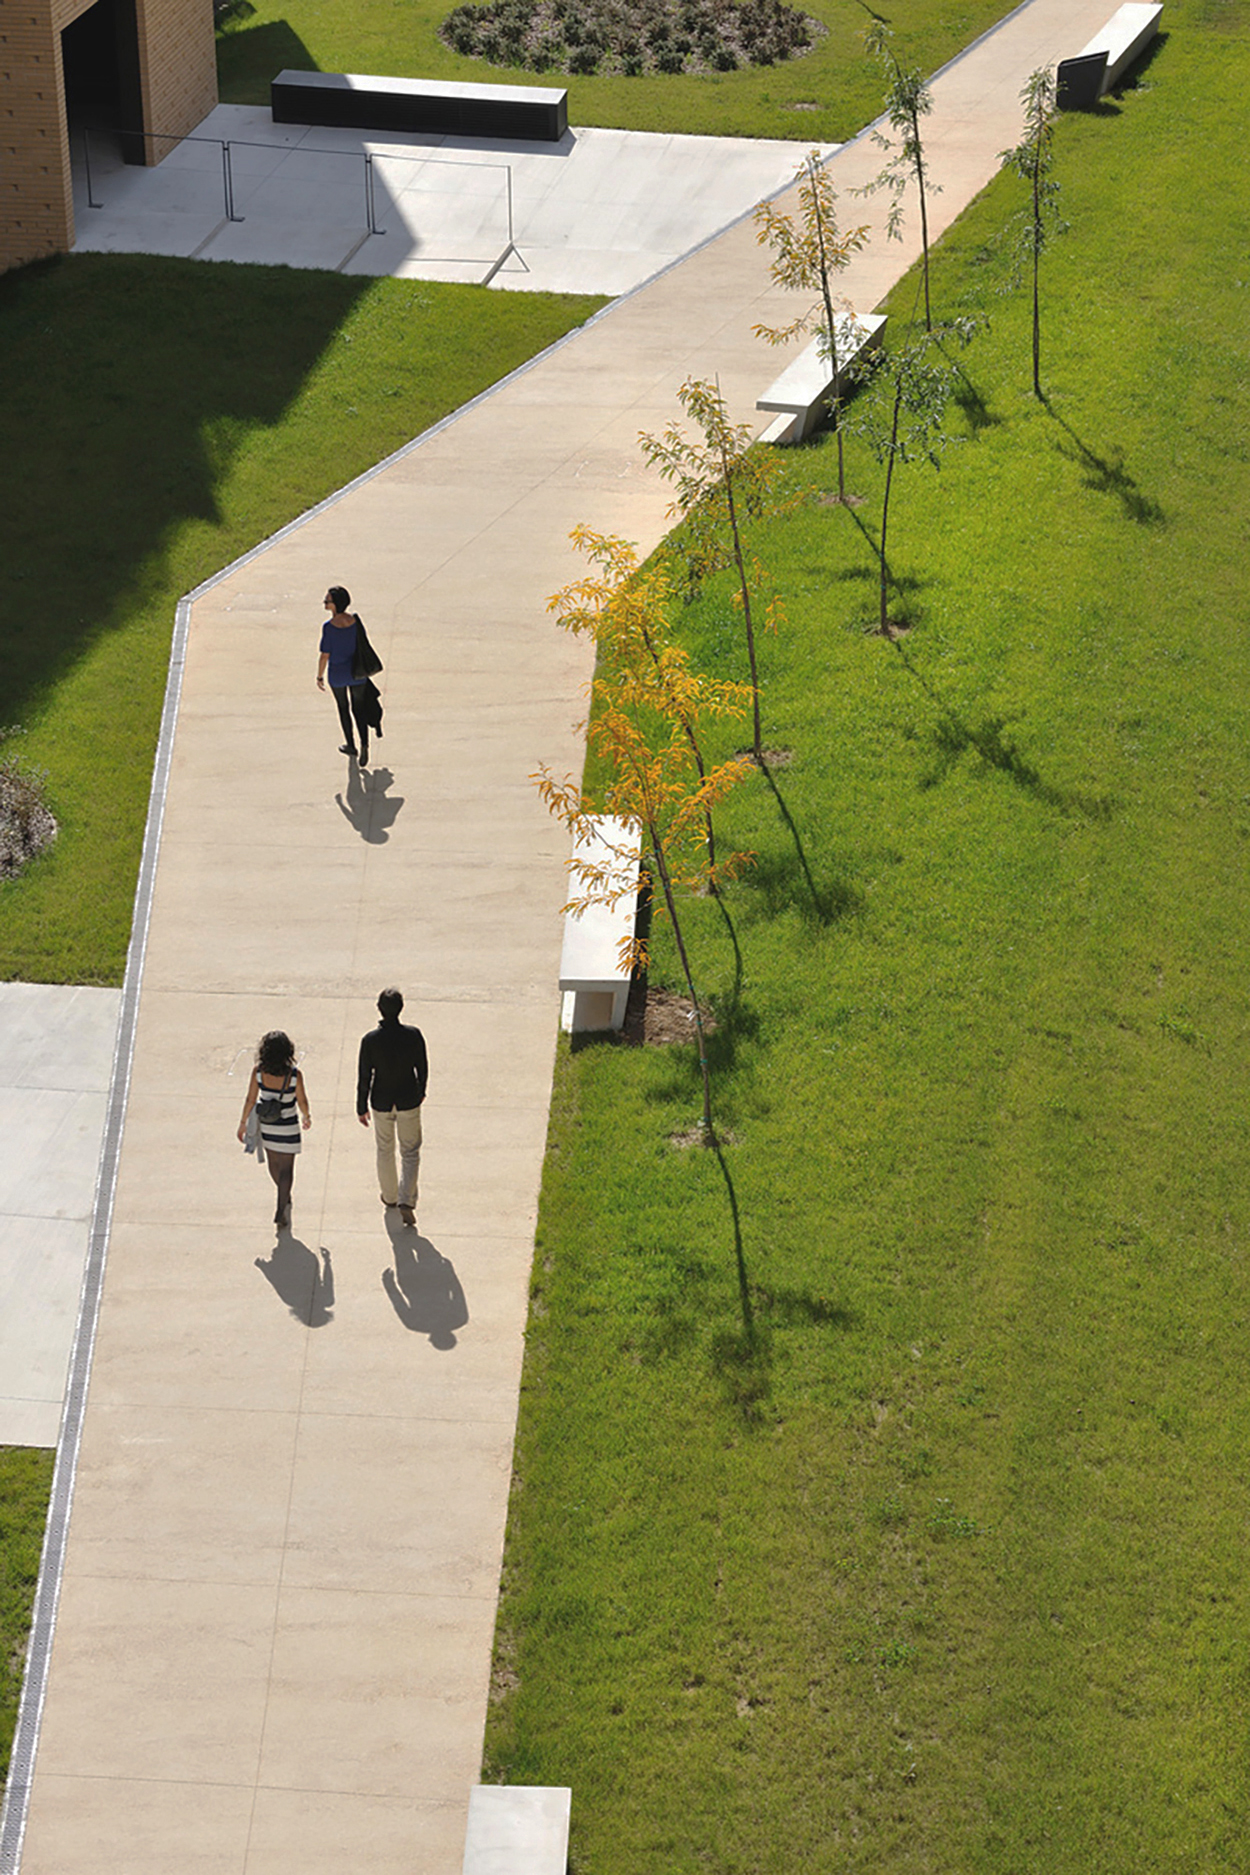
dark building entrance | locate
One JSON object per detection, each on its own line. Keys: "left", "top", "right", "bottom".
{"left": 61, "top": 0, "right": 145, "bottom": 164}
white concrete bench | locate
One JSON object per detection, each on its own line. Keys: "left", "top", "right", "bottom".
{"left": 756, "top": 312, "right": 887, "bottom": 444}
{"left": 558, "top": 815, "right": 641, "bottom": 1034}
{"left": 463, "top": 1786, "right": 571, "bottom": 1875}
{"left": 1057, "top": 2, "right": 1163, "bottom": 107}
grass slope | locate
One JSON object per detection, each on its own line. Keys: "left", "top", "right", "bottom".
{"left": 485, "top": 16, "right": 1250, "bottom": 1872}
{"left": 217, "top": 0, "right": 1011, "bottom": 142}
{"left": 0, "top": 1449, "right": 54, "bottom": 1783}
{"left": 0, "top": 256, "right": 602, "bottom": 983}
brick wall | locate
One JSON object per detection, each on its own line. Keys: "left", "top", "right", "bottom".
{"left": 1, "top": 0, "right": 217, "bottom": 272}
{"left": 0, "top": 4, "right": 74, "bottom": 268}
{"left": 134, "top": 0, "right": 217, "bottom": 165}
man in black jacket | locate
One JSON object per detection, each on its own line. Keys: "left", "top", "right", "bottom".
{"left": 357, "top": 987, "right": 428, "bottom": 1228}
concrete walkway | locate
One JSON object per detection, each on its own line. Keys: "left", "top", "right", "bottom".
{"left": 8, "top": 1, "right": 1105, "bottom": 1869}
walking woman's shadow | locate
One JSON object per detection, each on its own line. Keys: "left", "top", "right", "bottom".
{"left": 382, "top": 1225, "right": 468, "bottom": 1348}
{"left": 255, "top": 1235, "right": 335, "bottom": 1326}
{"left": 336, "top": 762, "right": 404, "bottom": 844}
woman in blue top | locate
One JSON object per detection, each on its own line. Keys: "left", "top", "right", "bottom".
{"left": 316, "top": 585, "right": 370, "bottom": 765}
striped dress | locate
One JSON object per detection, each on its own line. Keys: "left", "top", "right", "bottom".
{"left": 256, "top": 1070, "right": 301, "bottom": 1155}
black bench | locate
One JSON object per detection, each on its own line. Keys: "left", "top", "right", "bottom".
{"left": 1057, "top": 2, "right": 1163, "bottom": 108}
{"left": 271, "top": 69, "right": 568, "bottom": 142}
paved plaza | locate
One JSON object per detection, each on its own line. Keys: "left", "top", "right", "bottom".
{"left": 71, "top": 108, "right": 837, "bottom": 293}
{"left": 4, "top": 1, "right": 1108, "bottom": 1868}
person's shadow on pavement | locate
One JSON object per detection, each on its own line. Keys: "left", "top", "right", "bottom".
{"left": 336, "top": 762, "right": 404, "bottom": 844}
{"left": 255, "top": 1236, "right": 335, "bottom": 1326}
{"left": 382, "top": 1226, "right": 468, "bottom": 1348}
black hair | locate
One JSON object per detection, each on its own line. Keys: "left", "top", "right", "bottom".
{"left": 257, "top": 1030, "right": 296, "bottom": 1075}
{"left": 327, "top": 585, "right": 352, "bottom": 613}
{"left": 378, "top": 987, "right": 404, "bottom": 1020}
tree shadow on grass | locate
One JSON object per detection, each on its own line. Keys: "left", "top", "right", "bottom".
{"left": 755, "top": 1285, "right": 856, "bottom": 1331}
{"left": 894, "top": 640, "right": 1115, "bottom": 820}
{"left": 0, "top": 252, "right": 370, "bottom": 725}
{"left": 1043, "top": 400, "right": 1166, "bottom": 527}
{"left": 216, "top": 19, "right": 322, "bottom": 105}
{"left": 831, "top": 501, "right": 934, "bottom": 634}
{"left": 949, "top": 361, "right": 1002, "bottom": 435}
{"left": 707, "top": 1135, "right": 773, "bottom": 1423}
{"left": 754, "top": 762, "right": 865, "bottom": 929}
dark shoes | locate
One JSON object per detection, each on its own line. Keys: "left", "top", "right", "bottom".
{"left": 399, "top": 1204, "right": 416, "bottom": 1229}
{"left": 339, "top": 743, "right": 357, "bottom": 757}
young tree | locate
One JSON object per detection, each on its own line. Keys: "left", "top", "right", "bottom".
{"left": 999, "top": 67, "right": 1068, "bottom": 400}
{"left": 852, "top": 323, "right": 975, "bottom": 635}
{"left": 550, "top": 525, "right": 755, "bottom": 890}
{"left": 856, "top": 23, "right": 941, "bottom": 331}
{"left": 534, "top": 702, "right": 752, "bottom": 1141}
{"left": 640, "top": 378, "right": 795, "bottom": 764}
{"left": 754, "top": 151, "right": 872, "bottom": 503}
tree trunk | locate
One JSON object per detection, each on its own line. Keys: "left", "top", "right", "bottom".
{"left": 1031, "top": 151, "right": 1043, "bottom": 399}
{"left": 811, "top": 168, "right": 847, "bottom": 503}
{"left": 721, "top": 447, "right": 763, "bottom": 761}
{"left": 650, "top": 829, "right": 715, "bottom": 1140}
{"left": 638, "top": 618, "right": 718, "bottom": 884}
{"left": 878, "top": 375, "right": 904, "bottom": 633}
{"left": 912, "top": 108, "right": 932, "bottom": 332}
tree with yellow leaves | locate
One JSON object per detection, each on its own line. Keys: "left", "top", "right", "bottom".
{"left": 754, "top": 151, "right": 871, "bottom": 504}
{"left": 550, "top": 525, "right": 755, "bottom": 891}
{"left": 536, "top": 525, "right": 755, "bottom": 1138}
{"left": 535, "top": 709, "right": 751, "bottom": 1141}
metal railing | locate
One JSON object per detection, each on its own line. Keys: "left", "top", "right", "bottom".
{"left": 76, "top": 124, "right": 518, "bottom": 275}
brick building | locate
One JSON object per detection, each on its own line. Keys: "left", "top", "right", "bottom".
{"left": 1, "top": 0, "right": 218, "bottom": 271}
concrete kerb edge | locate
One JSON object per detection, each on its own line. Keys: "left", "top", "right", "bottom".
{"left": 0, "top": 601, "right": 190, "bottom": 1875}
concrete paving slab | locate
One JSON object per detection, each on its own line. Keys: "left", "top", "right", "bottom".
{"left": 244, "top": 1789, "right": 466, "bottom": 1875}
{"left": 257, "top": 1586, "right": 494, "bottom": 1800}
{"left": 21, "top": 1775, "right": 256, "bottom": 1875}
{"left": 67, "top": 1402, "right": 301, "bottom": 1585}
{"left": 32, "top": 1573, "right": 278, "bottom": 1784}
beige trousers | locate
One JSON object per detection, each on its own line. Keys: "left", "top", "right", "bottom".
{"left": 373, "top": 1105, "right": 422, "bottom": 1208}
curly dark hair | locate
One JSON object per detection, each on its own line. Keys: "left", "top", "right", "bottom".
{"left": 257, "top": 1030, "right": 296, "bottom": 1075}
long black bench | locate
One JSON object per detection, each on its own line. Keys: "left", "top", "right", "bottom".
{"left": 271, "top": 69, "right": 568, "bottom": 142}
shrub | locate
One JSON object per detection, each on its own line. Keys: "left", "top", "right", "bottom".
{"left": 436, "top": 0, "right": 818, "bottom": 75}
{"left": 0, "top": 730, "right": 56, "bottom": 881}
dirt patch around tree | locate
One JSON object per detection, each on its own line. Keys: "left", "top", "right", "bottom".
{"left": 622, "top": 980, "right": 717, "bottom": 1047}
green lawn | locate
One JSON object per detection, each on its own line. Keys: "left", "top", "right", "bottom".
{"left": 484, "top": 13, "right": 1250, "bottom": 1871}
{"left": 0, "top": 1449, "right": 54, "bottom": 1782}
{"left": 217, "top": 0, "right": 1012, "bottom": 141}
{"left": 0, "top": 257, "right": 602, "bottom": 984}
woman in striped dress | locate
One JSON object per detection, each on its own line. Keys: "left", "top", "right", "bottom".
{"left": 237, "top": 1030, "right": 311, "bottom": 1229}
